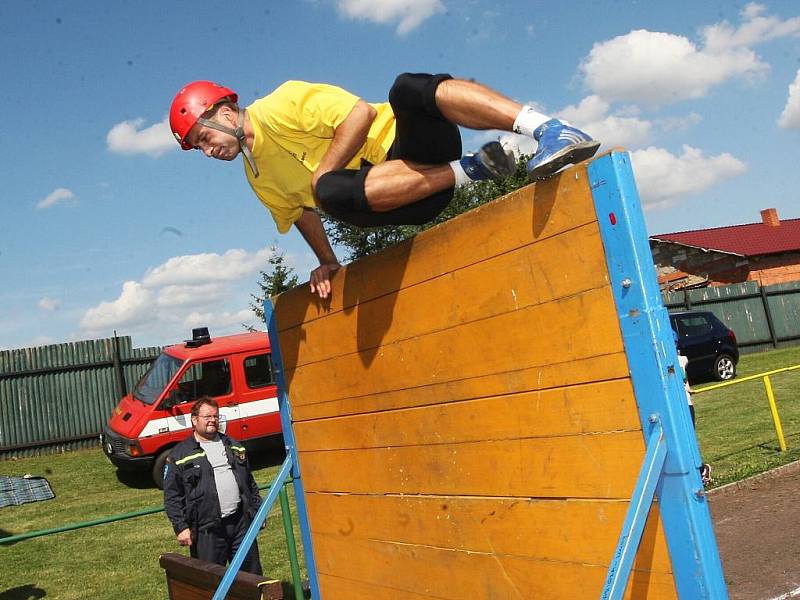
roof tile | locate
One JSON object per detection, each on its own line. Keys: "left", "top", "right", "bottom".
{"left": 651, "top": 218, "right": 800, "bottom": 256}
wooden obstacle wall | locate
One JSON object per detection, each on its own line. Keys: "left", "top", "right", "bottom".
{"left": 271, "top": 156, "right": 678, "bottom": 599}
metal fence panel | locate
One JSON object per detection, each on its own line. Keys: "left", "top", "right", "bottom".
{"left": 0, "top": 336, "right": 161, "bottom": 459}
{"left": 767, "top": 281, "right": 800, "bottom": 340}
{"left": 662, "top": 280, "right": 800, "bottom": 352}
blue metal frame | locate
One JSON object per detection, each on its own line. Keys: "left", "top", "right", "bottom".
{"left": 589, "top": 152, "right": 728, "bottom": 598}
{"left": 601, "top": 419, "right": 667, "bottom": 600}
{"left": 212, "top": 455, "right": 293, "bottom": 600}
{"left": 264, "top": 297, "right": 321, "bottom": 600}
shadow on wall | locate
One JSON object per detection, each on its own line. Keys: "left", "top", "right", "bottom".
{"left": 271, "top": 172, "right": 561, "bottom": 394}
{"left": 530, "top": 173, "right": 559, "bottom": 240}
{"left": 341, "top": 239, "right": 412, "bottom": 369}
{"left": 271, "top": 235, "right": 412, "bottom": 393}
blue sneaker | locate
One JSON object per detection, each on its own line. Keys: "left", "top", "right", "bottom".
{"left": 526, "top": 120, "right": 600, "bottom": 181}
{"left": 460, "top": 141, "right": 516, "bottom": 182}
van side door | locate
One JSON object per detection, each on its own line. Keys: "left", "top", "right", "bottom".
{"left": 151, "top": 358, "right": 239, "bottom": 438}
{"left": 226, "top": 352, "right": 281, "bottom": 442}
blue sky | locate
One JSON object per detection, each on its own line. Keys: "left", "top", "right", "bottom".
{"left": 2, "top": 1, "right": 800, "bottom": 350}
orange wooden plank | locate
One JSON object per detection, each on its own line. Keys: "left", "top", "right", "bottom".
{"left": 318, "top": 574, "right": 440, "bottom": 600}
{"left": 278, "top": 222, "right": 609, "bottom": 369}
{"left": 312, "top": 534, "right": 677, "bottom": 600}
{"left": 299, "top": 430, "right": 645, "bottom": 499}
{"left": 293, "top": 379, "right": 640, "bottom": 452}
{"left": 305, "top": 493, "right": 671, "bottom": 569}
{"left": 272, "top": 165, "right": 599, "bottom": 331}
{"left": 292, "top": 352, "right": 630, "bottom": 421}
{"left": 284, "top": 285, "right": 623, "bottom": 406}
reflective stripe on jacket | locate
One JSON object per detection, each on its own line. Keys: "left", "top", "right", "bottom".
{"left": 163, "top": 433, "right": 261, "bottom": 535}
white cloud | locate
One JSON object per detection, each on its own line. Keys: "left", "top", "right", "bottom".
{"left": 654, "top": 112, "right": 703, "bottom": 133}
{"left": 106, "top": 116, "right": 174, "bottom": 157}
{"left": 81, "top": 281, "right": 154, "bottom": 331}
{"left": 703, "top": 3, "right": 800, "bottom": 51}
{"left": 580, "top": 5, "right": 800, "bottom": 106}
{"left": 38, "top": 297, "right": 61, "bottom": 311}
{"left": 630, "top": 145, "right": 747, "bottom": 209}
{"left": 79, "top": 247, "right": 282, "bottom": 340}
{"left": 156, "top": 283, "right": 228, "bottom": 308}
{"left": 142, "top": 248, "right": 275, "bottom": 287}
{"left": 36, "top": 187, "right": 75, "bottom": 210}
{"left": 184, "top": 309, "right": 256, "bottom": 331}
{"left": 337, "top": 0, "right": 444, "bottom": 35}
{"left": 778, "top": 69, "right": 800, "bottom": 128}
{"left": 557, "top": 95, "right": 653, "bottom": 148}
{"left": 580, "top": 30, "right": 766, "bottom": 106}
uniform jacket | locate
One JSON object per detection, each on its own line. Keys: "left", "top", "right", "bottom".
{"left": 163, "top": 432, "right": 261, "bottom": 535}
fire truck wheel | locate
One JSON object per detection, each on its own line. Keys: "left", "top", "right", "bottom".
{"left": 153, "top": 449, "right": 172, "bottom": 490}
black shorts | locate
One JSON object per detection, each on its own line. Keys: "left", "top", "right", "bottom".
{"left": 318, "top": 73, "right": 462, "bottom": 228}
{"left": 388, "top": 72, "right": 463, "bottom": 165}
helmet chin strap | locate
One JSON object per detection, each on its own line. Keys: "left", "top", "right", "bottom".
{"left": 196, "top": 110, "right": 259, "bottom": 177}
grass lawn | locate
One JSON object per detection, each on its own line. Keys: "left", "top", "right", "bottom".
{"left": 0, "top": 445, "right": 305, "bottom": 599}
{"left": 694, "top": 345, "right": 800, "bottom": 487}
{"left": 2, "top": 345, "right": 800, "bottom": 597}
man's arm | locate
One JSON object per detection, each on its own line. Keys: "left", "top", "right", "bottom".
{"left": 294, "top": 100, "right": 375, "bottom": 299}
{"left": 310, "top": 100, "right": 377, "bottom": 193}
{"left": 163, "top": 457, "right": 192, "bottom": 546}
{"left": 294, "top": 208, "right": 341, "bottom": 299}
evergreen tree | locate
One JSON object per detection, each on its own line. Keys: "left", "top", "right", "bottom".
{"left": 246, "top": 247, "right": 299, "bottom": 329}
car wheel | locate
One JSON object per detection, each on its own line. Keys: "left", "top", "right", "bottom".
{"left": 152, "top": 449, "right": 171, "bottom": 489}
{"left": 713, "top": 354, "right": 736, "bottom": 381}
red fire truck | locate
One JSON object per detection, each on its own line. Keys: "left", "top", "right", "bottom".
{"left": 101, "top": 328, "right": 282, "bottom": 487}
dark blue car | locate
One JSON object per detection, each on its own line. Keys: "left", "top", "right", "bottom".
{"left": 669, "top": 310, "right": 739, "bottom": 382}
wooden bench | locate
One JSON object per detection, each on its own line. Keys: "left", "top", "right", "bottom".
{"left": 159, "top": 553, "right": 284, "bottom": 600}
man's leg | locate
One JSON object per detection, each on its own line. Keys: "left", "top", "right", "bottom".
{"left": 363, "top": 161, "right": 454, "bottom": 212}
{"left": 227, "top": 512, "right": 263, "bottom": 576}
{"left": 433, "top": 78, "right": 600, "bottom": 181}
{"left": 192, "top": 528, "right": 228, "bottom": 567}
{"left": 356, "top": 75, "right": 600, "bottom": 208}
{"left": 316, "top": 72, "right": 599, "bottom": 227}
{"left": 352, "top": 73, "right": 513, "bottom": 213}
{"left": 434, "top": 78, "right": 519, "bottom": 131}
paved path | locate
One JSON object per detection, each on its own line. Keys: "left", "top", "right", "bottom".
{"left": 709, "top": 461, "right": 800, "bottom": 599}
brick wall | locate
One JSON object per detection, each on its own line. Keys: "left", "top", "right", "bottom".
{"left": 747, "top": 254, "right": 800, "bottom": 285}
{"left": 656, "top": 252, "right": 800, "bottom": 288}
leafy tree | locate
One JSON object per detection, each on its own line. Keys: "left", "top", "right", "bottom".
{"left": 322, "top": 154, "right": 532, "bottom": 262}
{"left": 246, "top": 247, "right": 299, "bottom": 329}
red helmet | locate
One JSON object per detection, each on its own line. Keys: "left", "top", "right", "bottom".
{"left": 169, "top": 81, "right": 238, "bottom": 150}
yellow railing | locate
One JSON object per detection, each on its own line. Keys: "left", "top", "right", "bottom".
{"left": 694, "top": 364, "right": 800, "bottom": 452}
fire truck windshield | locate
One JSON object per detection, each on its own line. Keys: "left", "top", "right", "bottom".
{"left": 133, "top": 353, "right": 183, "bottom": 405}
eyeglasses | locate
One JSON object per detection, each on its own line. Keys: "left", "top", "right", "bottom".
{"left": 196, "top": 414, "right": 219, "bottom": 421}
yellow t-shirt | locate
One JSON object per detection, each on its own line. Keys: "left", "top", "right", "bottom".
{"left": 245, "top": 81, "right": 397, "bottom": 233}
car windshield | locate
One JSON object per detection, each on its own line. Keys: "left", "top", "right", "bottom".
{"left": 132, "top": 352, "right": 183, "bottom": 405}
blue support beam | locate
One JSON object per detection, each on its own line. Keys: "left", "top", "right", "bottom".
{"left": 264, "top": 297, "right": 321, "bottom": 600}
{"left": 601, "top": 419, "right": 667, "bottom": 600}
{"left": 212, "top": 454, "right": 293, "bottom": 600}
{"left": 590, "top": 152, "right": 728, "bottom": 599}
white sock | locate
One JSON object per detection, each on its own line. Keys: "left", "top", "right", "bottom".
{"left": 449, "top": 160, "right": 472, "bottom": 187}
{"left": 513, "top": 106, "right": 570, "bottom": 137}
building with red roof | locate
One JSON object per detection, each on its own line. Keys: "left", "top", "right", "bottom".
{"left": 650, "top": 208, "right": 800, "bottom": 291}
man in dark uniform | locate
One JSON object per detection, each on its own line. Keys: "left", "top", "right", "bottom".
{"left": 163, "top": 397, "right": 263, "bottom": 574}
